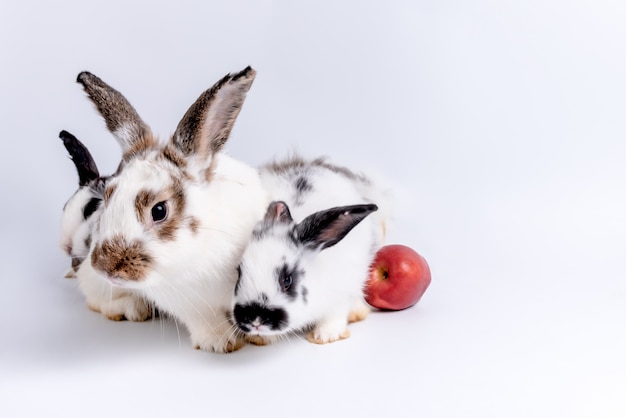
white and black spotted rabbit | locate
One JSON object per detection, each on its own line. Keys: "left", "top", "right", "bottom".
{"left": 58, "top": 130, "right": 107, "bottom": 278}
{"left": 232, "top": 157, "right": 389, "bottom": 344}
{"left": 71, "top": 67, "right": 268, "bottom": 351}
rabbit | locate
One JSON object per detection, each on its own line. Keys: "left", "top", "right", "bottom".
{"left": 232, "top": 156, "right": 388, "bottom": 345}
{"left": 58, "top": 130, "right": 106, "bottom": 278}
{"left": 71, "top": 66, "right": 268, "bottom": 351}
{"left": 59, "top": 130, "right": 154, "bottom": 321}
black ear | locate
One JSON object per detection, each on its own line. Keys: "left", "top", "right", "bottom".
{"left": 295, "top": 204, "right": 378, "bottom": 251}
{"left": 263, "top": 201, "right": 294, "bottom": 225}
{"left": 59, "top": 130, "right": 100, "bottom": 186}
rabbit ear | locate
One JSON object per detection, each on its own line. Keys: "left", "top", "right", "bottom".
{"left": 76, "top": 72, "right": 152, "bottom": 152}
{"left": 59, "top": 130, "right": 100, "bottom": 186}
{"left": 263, "top": 201, "right": 294, "bottom": 225}
{"left": 295, "top": 204, "right": 378, "bottom": 251}
{"left": 172, "top": 66, "right": 256, "bottom": 160}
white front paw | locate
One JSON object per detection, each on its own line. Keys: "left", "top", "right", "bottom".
{"left": 307, "top": 320, "right": 350, "bottom": 345}
{"left": 78, "top": 262, "right": 151, "bottom": 321}
{"left": 86, "top": 291, "right": 152, "bottom": 322}
{"left": 190, "top": 316, "right": 245, "bottom": 353}
{"left": 191, "top": 331, "right": 244, "bottom": 353}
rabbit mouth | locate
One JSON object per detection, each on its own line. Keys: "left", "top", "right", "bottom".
{"left": 99, "top": 273, "right": 144, "bottom": 289}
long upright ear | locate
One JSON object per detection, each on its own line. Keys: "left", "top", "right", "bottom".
{"left": 59, "top": 130, "right": 100, "bottom": 186}
{"left": 76, "top": 72, "right": 152, "bottom": 151}
{"left": 295, "top": 204, "right": 379, "bottom": 251}
{"left": 172, "top": 66, "right": 256, "bottom": 160}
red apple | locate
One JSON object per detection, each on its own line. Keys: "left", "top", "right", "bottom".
{"left": 365, "top": 244, "right": 431, "bottom": 310}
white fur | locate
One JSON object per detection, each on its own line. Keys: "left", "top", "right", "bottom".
{"left": 234, "top": 160, "right": 388, "bottom": 344}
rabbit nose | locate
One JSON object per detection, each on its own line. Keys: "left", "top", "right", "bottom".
{"left": 233, "top": 302, "right": 288, "bottom": 332}
{"left": 91, "top": 235, "right": 153, "bottom": 281}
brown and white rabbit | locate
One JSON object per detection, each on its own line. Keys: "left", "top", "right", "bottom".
{"left": 72, "top": 67, "right": 268, "bottom": 351}
{"left": 232, "top": 157, "right": 388, "bottom": 344}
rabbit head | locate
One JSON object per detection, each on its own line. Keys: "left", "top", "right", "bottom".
{"left": 233, "top": 200, "right": 378, "bottom": 338}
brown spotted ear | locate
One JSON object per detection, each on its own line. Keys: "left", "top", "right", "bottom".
{"left": 172, "top": 66, "right": 256, "bottom": 161}
{"left": 76, "top": 71, "right": 153, "bottom": 152}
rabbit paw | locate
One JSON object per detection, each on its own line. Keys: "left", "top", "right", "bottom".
{"left": 348, "top": 300, "right": 371, "bottom": 323}
{"left": 307, "top": 325, "right": 351, "bottom": 345}
{"left": 193, "top": 332, "right": 245, "bottom": 353}
{"left": 86, "top": 293, "right": 152, "bottom": 322}
{"left": 244, "top": 334, "right": 272, "bottom": 346}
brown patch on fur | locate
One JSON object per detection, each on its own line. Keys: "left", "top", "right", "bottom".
{"left": 306, "top": 328, "right": 351, "bottom": 344}
{"left": 160, "top": 144, "right": 187, "bottom": 169}
{"left": 133, "top": 179, "right": 187, "bottom": 241}
{"left": 122, "top": 134, "right": 158, "bottom": 162}
{"left": 156, "top": 178, "right": 186, "bottom": 241}
{"left": 135, "top": 189, "right": 158, "bottom": 224}
{"left": 103, "top": 184, "right": 117, "bottom": 204}
{"left": 91, "top": 235, "right": 152, "bottom": 281}
{"left": 187, "top": 217, "right": 200, "bottom": 235}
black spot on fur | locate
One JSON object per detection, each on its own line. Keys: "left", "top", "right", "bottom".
{"left": 83, "top": 197, "right": 101, "bottom": 220}
{"left": 294, "top": 176, "right": 312, "bottom": 205}
{"left": 301, "top": 286, "right": 308, "bottom": 304}
{"left": 275, "top": 263, "right": 302, "bottom": 300}
{"left": 233, "top": 302, "right": 288, "bottom": 333}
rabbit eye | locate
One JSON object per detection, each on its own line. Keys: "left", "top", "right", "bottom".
{"left": 151, "top": 201, "right": 168, "bottom": 223}
{"left": 281, "top": 274, "right": 293, "bottom": 292}
{"left": 277, "top": 264, "right": 299, "bottom": 298}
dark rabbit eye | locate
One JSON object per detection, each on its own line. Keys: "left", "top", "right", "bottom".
{"left": 151, "top": 201, "right": 168, "bottom": 223}
{"left": 282, "top": 274, "right": 293, "bottom": 292}
{"left": 83, "top": 197, "right": 101, "bottom": 220}
{"left": 277, "top": 264, "right": 298, "bottom": 297}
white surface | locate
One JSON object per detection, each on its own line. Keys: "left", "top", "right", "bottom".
{"left": 1, "top": 1, "right": 625, "bottom": 417}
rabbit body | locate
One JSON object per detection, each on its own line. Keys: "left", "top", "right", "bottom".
{"left": 233, "top": 157, "right": 388, "bottom": 344}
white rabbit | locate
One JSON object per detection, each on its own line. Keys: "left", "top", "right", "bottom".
{"left": 232, "top": 157, "right": 388, "bottom": 344}
{"left": 58, "top": 130, "right": 106, "bottom": 278}
{"left": 72, "top": 67, "right": 268, "bottom": 351}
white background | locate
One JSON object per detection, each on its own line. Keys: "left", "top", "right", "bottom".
{"left": 1, "top": 1, "right": 625, "bottom": 417}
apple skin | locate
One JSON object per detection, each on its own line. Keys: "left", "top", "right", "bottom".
{"left": 365, "top": 244, "right": 431, "bottom": 311}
